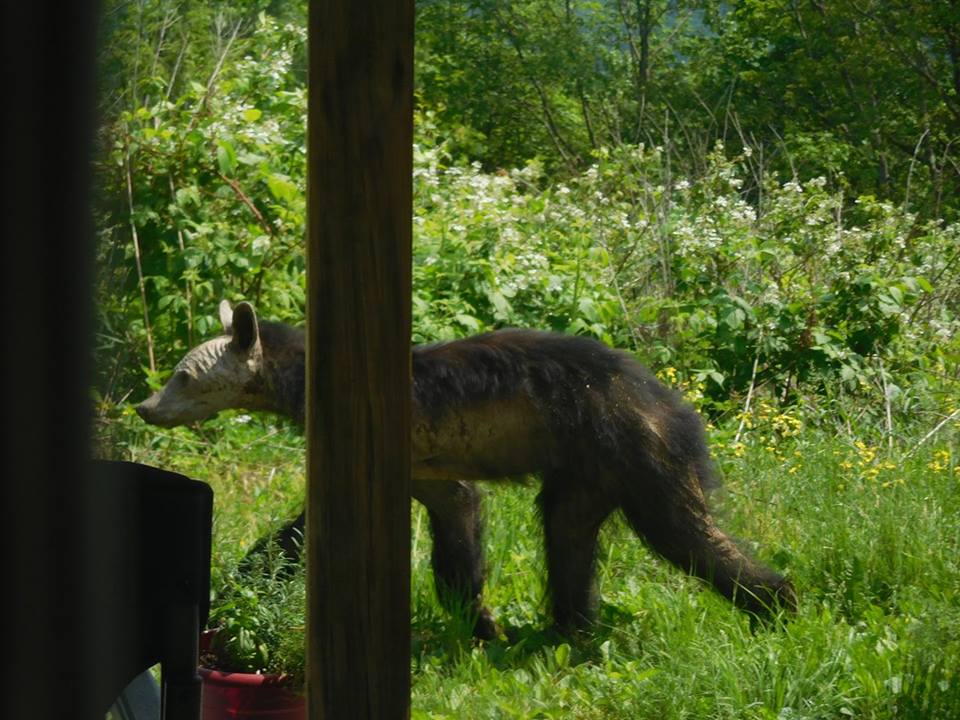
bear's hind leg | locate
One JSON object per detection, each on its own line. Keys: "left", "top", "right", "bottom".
{"left": 538, "top": 475, "right": 616, "bottom": 634}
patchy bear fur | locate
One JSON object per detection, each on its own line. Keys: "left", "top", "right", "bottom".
{"left": 138, "top": 301, "right": 796, "bottom": 638}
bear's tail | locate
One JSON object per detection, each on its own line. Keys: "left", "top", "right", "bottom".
{"left": 620, "top": 467, "right": 796, "bottom": 615}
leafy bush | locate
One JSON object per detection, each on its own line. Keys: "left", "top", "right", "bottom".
{"left": 95, "top": 15, "right": 308, "bottom": 400}
{"left": 564, "top": 144, "right": 960, "bottom": 419}
{"left": 411, "top": 116, "right": 621, "bottom": 343}
{"left": 94, "top": 13, "right": 959, "bottom": 443}
{"left": 409, "top": 135, "right": 959, "bottom": 430}
{"left": 207, "top": 539, "right": 306, "bottom": 688}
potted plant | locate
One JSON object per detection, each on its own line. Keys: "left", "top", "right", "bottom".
{"left": 200, "top": 542, "right": 307, "bottom": 720}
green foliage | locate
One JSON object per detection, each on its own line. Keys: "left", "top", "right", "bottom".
{"left": 412, "top": 116, "right": 621, "bottom": 342}
{"left": 207, "top": 541, "right": 306, "bottom": 687}
{"left": 95, "top": 13, "right": 308, "bottom": 401}
{"left": 574, "top": 144, "right": 960, "bottom": 417}
{"left": 712, "top": 0, "right": 960, "bottom": 220}
{"left": 408, "top": 133, "right": 960, "bottom": 428}
{"left": 415, "top": 0, "right": 960, "bottom": 220}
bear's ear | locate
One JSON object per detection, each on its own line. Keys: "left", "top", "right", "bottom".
{"left": 219, "top": 299, "right": 234, "bottom": 334}
{"left": 231, "top": 301, "right": 260, "bottom": 353}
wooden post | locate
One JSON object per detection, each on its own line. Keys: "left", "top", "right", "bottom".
{"left": 305, "top": 1, "right": 413, "bottom": 718}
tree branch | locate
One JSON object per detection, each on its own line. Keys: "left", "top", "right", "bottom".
{"left": 124, "top": 145, "right": 156, "bottom": 373}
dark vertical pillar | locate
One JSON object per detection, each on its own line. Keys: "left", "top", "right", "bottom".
{"left": 305, "top": 1, "right": 413, "bottom": 718}
{"left": 1, "top": 3, "right": 99, "bottom": 719}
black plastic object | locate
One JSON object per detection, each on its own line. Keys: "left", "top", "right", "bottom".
{"left": 91, "top": 460, "right": 213, "bottom": 720}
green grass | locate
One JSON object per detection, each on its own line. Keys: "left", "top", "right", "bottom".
{"left": 97, "top": 406, "right": 960, "bottom": 719}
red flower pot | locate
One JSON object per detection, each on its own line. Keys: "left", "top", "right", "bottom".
{"left": 199, "top": 631, "right": 305, "bottom": 720}
{"left": 199, "top": 666, "right": 305, "bottom": 719}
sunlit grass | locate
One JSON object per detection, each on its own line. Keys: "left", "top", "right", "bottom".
{"left": 98, "top": 407, "right": 960, "bottom": 718}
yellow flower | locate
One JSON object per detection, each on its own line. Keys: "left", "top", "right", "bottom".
{"left": 659, "top": 366, "right": 678, "bottom": 383}
{"left": 928, "top": 449, "right": 952, "bottom": 473}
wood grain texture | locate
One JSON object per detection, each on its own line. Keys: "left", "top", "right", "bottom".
{"left": 306, "top": 1, "right": 413, "bottom": 718}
